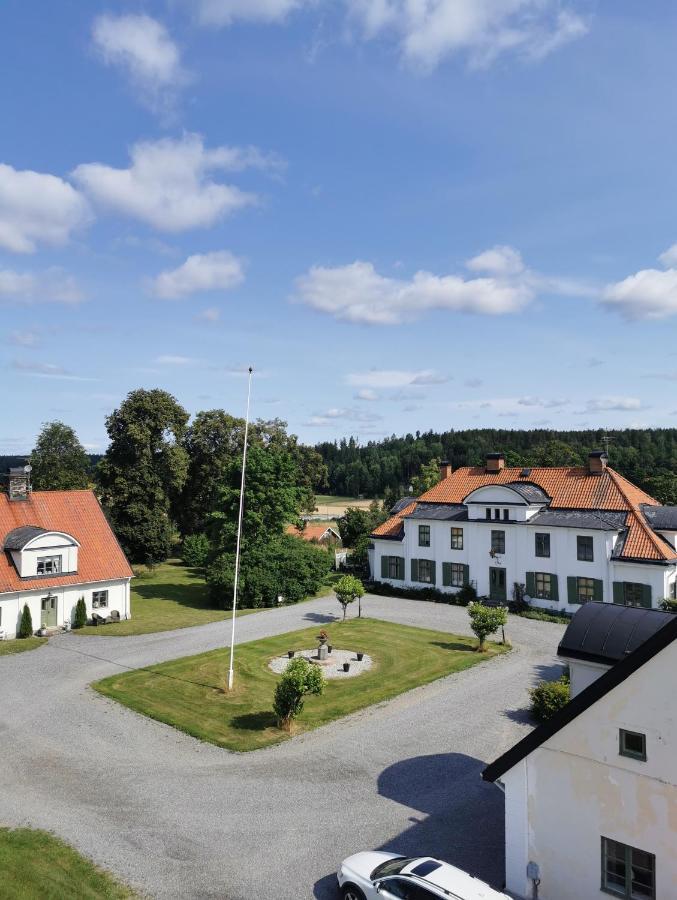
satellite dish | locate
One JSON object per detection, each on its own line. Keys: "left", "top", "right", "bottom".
{"left": 24, "top": 465, "right": 32, "bottom": 473}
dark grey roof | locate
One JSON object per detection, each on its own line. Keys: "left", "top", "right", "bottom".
{"left": 530, "top": 509, "right": 627, "bottom": 531}
{"left": 558, "top": 601, "right": 674, "bottom": 666}
{"left": 641, "top": 504, "right": 677, "bottom": 531}
{"left": 4, "top": 525, "right": 47, "bottom": 550}
{"left": 482, "top": 610, "right": 677, "bottom": 784}
{"left": 504, "top": 481, "right": 550, "bottom": 504}
{"left": 389, "top": 497, "right": 416, "bottom": 515}
{"left": 405, "top": 503, "right": 467, "bottom": 521}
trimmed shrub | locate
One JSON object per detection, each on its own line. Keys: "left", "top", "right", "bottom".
{"left": 365, "top": 581, "right": 472, "bottom": 607}
{"left": 18, "top": 603, "right": 33, "bottom": 638}
{"left": 455, "top": 583, "right": 477, "bottom": 607}
{"left": 182, "top": 533, "right": 210, "bottom": 568}
{"left": 468, "top": 602, "right": 508, "bottom": 651}
{"left": 335, "top": 574, "right": 364, "bottom": 620}
{"left": 515, "top": 608, "right": 572, "bottom": 624}
{"left": 659, "top": 598, "right": 677, "bottom": 614}
{"left": 529, "top": 676, "right": 570, "bottom": 722}
{"left": 73, "top": 596, "right": 87, "bottom": 629}
{"left": 273, "top": 657, "right": 324, "bottom": 730}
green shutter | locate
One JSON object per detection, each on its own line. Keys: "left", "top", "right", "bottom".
{"left": 411, "top": 558, "right": 419, "bottom": 582}
{"left": 381, "top": 556, "right": 389, "bottom": 579}
{"left": 525, "top": 572, "right": 535, "bottom": 597}
{"left": 442, "top": 562, "right": 452, "bottom": 587}
{"left": 613, "top": 582, "right": 624, "bottom": 605}
{"left": 429, "top": 561, "right": 436, "bottom": 585}
{"left": 462, "top": 564, "right": 470, "bottom": 586}
{"left": 550, "top": 574, "right": 559, "bottom": 602}
{"left": 593, "top": 579, "right": 603, "bottom": 603}
{"left": 642, "top": 583, "right": 652, "bottom": 608}
{"left": 567, "top": 576, "right": 578, "bottom": 604}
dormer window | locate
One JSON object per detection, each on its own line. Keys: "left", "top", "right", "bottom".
{"left": 37, "top": 556, "right": 62, "bottom": 575}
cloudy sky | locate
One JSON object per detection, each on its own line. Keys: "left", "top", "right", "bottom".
{"left": 2, "top": 1, "right": 677, "bottom": 452}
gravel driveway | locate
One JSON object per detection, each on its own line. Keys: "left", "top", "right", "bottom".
{"left": 0, "top": 595, "right": 565, "bottom": 899}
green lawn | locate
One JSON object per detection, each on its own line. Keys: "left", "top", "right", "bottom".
{"left": 0, "top": 827, "right": 134, "bottom": 899}
{"left": 0, "top": 637, "right": 47, "bottom": 657}
{"left": 77, "top": 560, "right": 341, "bottom": 637}
{"left": 94, "top": 618, "right": 507, "bottom": 752}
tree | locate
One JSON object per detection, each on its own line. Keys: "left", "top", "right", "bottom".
{"left": 273, "top": 657, "right": 324, "bottom": 731}
{"left": 337, "top": 503, "right": 387, "bottom": 549}
{"left": 182, "top": 533, "right": 210, "bottom": 568}
{"left": 467, "top": 602, "right": 508, "bottom": 651}
{"left": 335, "top": 574, "right": 364, "bottom": 620}
{"left": 411, "top": 457, "right": 441, "bottom": 496}
{"left": 30, "top": 421, "right": 90, "bottom": 490}
{"left": 73, "top": 596, "right": 87, "bottom": 629}
{"left": 97, "top": 389, "right": 189, "bottom": 564}
{"left": 18, "top": 603, "right": 33, "bottom": 638}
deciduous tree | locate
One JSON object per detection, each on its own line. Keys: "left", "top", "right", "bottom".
{"left": 335, "top": 574, "right": 364, "bottom": 620}
{"left": 467, "top": 602, "right": 507, "bottom": 651}
{"left": 273, "top": 657, "right": 324, "bottom": 731}
{"left": 30, "top": 421, "right": 90, "bottom": 490}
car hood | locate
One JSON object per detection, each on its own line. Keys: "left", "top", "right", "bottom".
{"left": 341, "top": 851, "right": 401, "bottom": 879}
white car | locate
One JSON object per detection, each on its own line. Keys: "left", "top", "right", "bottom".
{"left": 337, "top": 852, "right": 512, "bottom": 900}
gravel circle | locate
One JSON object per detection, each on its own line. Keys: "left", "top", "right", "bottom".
{"left": 268, "top": 648, "right": 373, "bottom": 679}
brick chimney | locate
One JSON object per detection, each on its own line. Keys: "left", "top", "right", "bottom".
{"left": 588, "top": 450, "right": 608, "bottom": 475}
{"left": 486, "top": 453, "right": 505, "bottom": 473}
{"left": 439, "top": 460, "right": 452, "bottom": 480}
{"left": 7, "top": 465, "right": 32, "bottom": 501}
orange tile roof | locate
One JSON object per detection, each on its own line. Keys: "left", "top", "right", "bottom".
{"left": 372, "top": 466, "right": 676, "bottom": 562}
{"left": 285, "top": 523, "right": 339, "bottom": 542}
{"left": 0, "top": 490, "right": 133, "bottom": 594}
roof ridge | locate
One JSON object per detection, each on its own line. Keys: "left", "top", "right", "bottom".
{"left": 607, "top": 468, "right": 670, "bottom": 559}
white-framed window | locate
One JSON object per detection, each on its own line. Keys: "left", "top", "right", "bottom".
{"left": 450, "top": 527, "right": 463, "bottom": 550}
{"left": 418, "top": 560, "right": 434, "bottom": 583}
{"left": 37, "top": 556, "right": 61, "bottom": 575}
{"left": 92, "top": 590, "right": 108, "bottom": 609}
{"left": 450, "top": 563, "right": 465, "bottom": 587}
{"left": 535, "top": 572, "right": 553, "bottom": 600}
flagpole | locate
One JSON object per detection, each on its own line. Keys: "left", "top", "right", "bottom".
{"left": 227, "top": 366, "right": 253, "bottom": 691}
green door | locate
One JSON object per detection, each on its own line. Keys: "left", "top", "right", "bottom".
{"left": 41, "top": 595, "right": 57, "bottom": 627}
{"left": 489, "top": 567, "right": 507, "bottom": 603}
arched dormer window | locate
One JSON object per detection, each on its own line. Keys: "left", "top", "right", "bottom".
{"left": 4, "top": 527, "right": 80, "bottom": 578}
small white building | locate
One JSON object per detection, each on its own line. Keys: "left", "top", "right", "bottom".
{"left": 369, "top": 453, "right": 677, "bottom": 612}
{"left": 482, "top": 603, "right": 677, "bottom": 900}
{"left": 0, "top": 467, "right": 133, "bottom": 636}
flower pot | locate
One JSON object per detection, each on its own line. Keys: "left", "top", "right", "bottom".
{"left": 327, "top": 645, "right": 333, "bottom": 654}
{"left": 356, "top": 652, "right": 364, "bottom": 662}
{"left": 343, "top": 662, "right": 350, "bottom": 672}
{"left": 287, "top": 650, "right": 294, "bottom": 659}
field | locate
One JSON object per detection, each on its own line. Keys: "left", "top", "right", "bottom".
{"left": 94, "top": 618, "right": 507, "bottom": 752}
{"left": 313, "top": 494, "right": 376, "bottom": 517}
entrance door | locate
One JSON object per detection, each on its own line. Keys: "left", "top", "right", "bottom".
{"left": 41, "top": 595, "right": 57, "bottom": 627}
{"left": 489, "top": 567, "right": 507, "bottom": 603}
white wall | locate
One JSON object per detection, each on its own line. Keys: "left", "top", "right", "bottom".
{"left": 12, "top": 532, "right": 79, "bottom": 577}
{"left": 501, "top": 639, "right": 677, "bottom": 899}
{"left": 568, "top": 658, "right": 611, "bottom": 698}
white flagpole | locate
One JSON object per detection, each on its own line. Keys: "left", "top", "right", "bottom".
{"left": 227, "top": 366, "right": 253, "bottom": 691}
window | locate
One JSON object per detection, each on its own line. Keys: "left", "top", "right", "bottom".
{"left": 386, "top": 556, "right": 404, "bottom": 580}
{"left": 494, "top": 508, "right": 501, "bottom": 520}
{"left": 418, "top": 559, "right": 433, "bottom": 584}
{"left": 535, "top": 533, "right": 550, "bottom": 558}
{"left": 491, "top": 530, "right": 505, "bottom": 554}
{"left": 418, "top": 525, "right": 430, "bottom": 547}
{"left": 375, "top": 880, "right": 439, "bottom": 900}
{"left": 577, "top": 535, "right": 594, "bottom": 561}
{"left": 450, "top": 527, "right": 463, "bottom": 550}
{"left": 535, "top": 572, "right": 553, "bottom": 600}
{"left": 92, "top": 590, "right": 108, "bottom": 609}
{"left": 485, "top": 508, "right": 491, "bottom": 520}
{"left": 624, "top": 583, "right": 648, "bottom": 608}
{"left": 450, "top": 563, "right": 465, "bottom": 587}
{"left": 601, "top": 837, "right": 655, "bottom": 899}
{"left": 619, "top": 729, "right": 646, "bottom": 761}
{"left": 36, "top": 555, "right": 61, "bottom": 575}
{"left": 577, "top": 577, "right": 595, "bottom": 603}
{"left": 503, "top": 509, "right": 509, "bottom": 521}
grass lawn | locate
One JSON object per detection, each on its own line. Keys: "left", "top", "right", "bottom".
{"left": 0, "top": 827, "right": 134, "bottom": 899}
{"left": 0, "top": 636, "right": 47, "bottom": 657}
{"left": 94, "top": 618, "right": 507, "bottom": 752}
{"left": 78, "top": 560, "right": 341, "bottom": 637}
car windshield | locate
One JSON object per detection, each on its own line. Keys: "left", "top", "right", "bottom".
{"left": 371, "top": 857, "right": 418, "bottom": 879}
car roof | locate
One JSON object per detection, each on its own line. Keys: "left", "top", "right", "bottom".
{"left": 399, "top": 858, "right": 508, "bottom": 899}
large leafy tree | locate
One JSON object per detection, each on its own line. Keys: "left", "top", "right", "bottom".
{"left": 30, "top": 421, "right": 90, "bottom": 490}
{"left": 97, "top": 389, "right": 189, "bottom": 564}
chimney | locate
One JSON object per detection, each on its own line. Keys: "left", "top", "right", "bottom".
{"left": 588, "top": 450, "right": 608, "bottom": 475}
{"left": 486, "top": 453, "right": 505, "bottom": 474}
{"left": 7, "top": 465, "right": 32, "bottom": 501}
{"left": 439, "top": 459, "right": 452, "bottom": 480}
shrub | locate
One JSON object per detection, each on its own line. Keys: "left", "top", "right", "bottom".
{"left": 455, "top": 583, "right": 477, "bottom": 607}
{"left": 273, "top": 657, "right": 325, "bottom": 730}
{"left": 335, "top": 574, "right": 364, "bottom": 620}
{"left": 182, "top": 533, "right": 211, "bottom": 568}
{"left": 18, "top": 603, "right": 33, "bottom": 638}
{"left": 73, "top": 596, "right": 87, "bottom": 629}
{"left": 467, "top": 602, "right": 508, "bottom": 651}
{"left": 659, "top": 598, "right": 677, "bottom": 614}
{"left": 530, "top": 675, "right": 570, "bottom": 722}
{"left": 515, "top": 608, "right": 572, "bottom": 624}
{"left": 366, "top": 581, "right": 473, "bottom": 606}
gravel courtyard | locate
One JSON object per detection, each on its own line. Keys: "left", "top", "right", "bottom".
{"left": 0, "top": 595, "right": 565, "bottom": 899}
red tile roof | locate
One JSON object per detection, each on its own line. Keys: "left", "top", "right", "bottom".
{"left": 285, "top": 523, "right": 340, "bottom": 542}
{"left": 372, "top": 466, "right": 676, "bottom": 562}
{"left": 0, "top": 490, "right": 133, "bottom": 594}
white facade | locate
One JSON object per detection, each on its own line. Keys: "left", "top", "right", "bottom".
{"left": 370, "top": 484, "right": 677, "bottom": 612}
{"left": 498, "top": 638, "right": 677, "bottom": 900}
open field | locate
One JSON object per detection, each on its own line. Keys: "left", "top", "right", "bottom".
{"left": 0, "top": 636, "right": 47, "bottom": 656}
{"left": 94, "top": 618, "right": 507, "bottom": 752}
{"left": 78, "top": 560, "right": 341, "bottom": 637}
{"left": 314, "top": 494, "right": 377, "bottom": 517}
{"left": 0, "top": 828, "right": 134, "bottom": 899}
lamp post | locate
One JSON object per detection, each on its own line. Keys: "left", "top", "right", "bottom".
{"left": 227, "top": 366, "right": 253, "bottom": 691}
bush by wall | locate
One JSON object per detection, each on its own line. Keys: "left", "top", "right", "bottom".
{"left": 73, "top": 596, "right": 87, "bottom": 629}
{"left": 659, "top": 598, "right": 677, "bottom": 614}
{"left": 365, "top": 581, "right": 475, "bottom": 607}
{"left": 529, "top": 675, "right": 570, "bottom": 722}
{"left": 18, "top": 603, "right": 33, "bottom": 638}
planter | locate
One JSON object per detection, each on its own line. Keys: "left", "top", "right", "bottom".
{"left": 343, "top": 662, "right": 350, "bottom": 673}
{"left": 287, "top": 650, "right": 295, "bottom": 659}
{"left": 327, "top": 645, "right": 333, "bottom": 654}
{"left": 38, "top": 627, "right": 48, "bottom": 637}
{"left": 356, "top": 652, "right": 364, "bottom": 662}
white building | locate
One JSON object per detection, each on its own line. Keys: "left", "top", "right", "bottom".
{"left": 369, "top": 453, "right": 677, "bottom": 612}
{"left": 0, "top": 467, "right": 133, "bottom": 637}
{"left": 482, "top": 603, "right": 677, "bottom": 900}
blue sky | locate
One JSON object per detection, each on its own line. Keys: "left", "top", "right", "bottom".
{"left": 3, "top": 0, "right": 677, "bottom": 453}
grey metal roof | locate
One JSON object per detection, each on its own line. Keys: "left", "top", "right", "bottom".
{"left": 504, "top": 481, "right": 550, "bottom": 504}
{"left": 529, "top": 509, "right": 627, "bottom": 531}
{"left": 389, "top": 497, "right": 416, "bottom": 515}
{"left": 558, "top": 601, "right": 674, "bottom": 666}
{"left": 405, "top": 503, "right": 467, "bottom": 521}
{"left": 641, "top": 504, "right": 677, "bottom": 531}
{"left": 3, "top": 525, "right": 47, "bottom": 550}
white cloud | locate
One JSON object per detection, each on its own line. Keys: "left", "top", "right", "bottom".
{"left": 464, "top": 377, "right": 483, "bottom": 388}
{"left": 196, "top": 306, "right": 221, "bottom": 322}
{"left": 11, "top": 360, "right": 92, "bottom": 381}
{"left": 346, "top": 369, "right": 447, "bottom": 389}
{"left": 355, "top": 388, "right": 379, "bottom": 401}
{"left": 151, "top": 250, "right": 245, "bottom": 298}
{"left": 517, "top": 396, "right": 568, "bottom": 408}
{"left": 0, "top": 163, "right": 90, "bottom": 253}
{"left": 8, "top": 330, "right": 40, "bottom": 347}
{"left": 0, "top": 267, "right": 84, "bottom": 305}
{"left": 155, "top": 354, "right": 196, "bottom": 365}
{"left": 72, "top": 134, "right": 277, "bottom": 232}
{"left": 92, "top": 14, "right": 187, "bottom": 117}
{"left": 603, "top": 268, "right": 677, "bottom": 320}
{"left": 194, "top": 0, "right": 310, "bottom": 26}
{"left": 585, "top": 397, "right": 644, "bottom": 412}
{"left": 658, "top": 244, "right": 677, "bottom": 267}
{"left": 305, "top": 406, "right": 384, "bottom": 427}
{"left": 466, "top": 245, "right": 524, "bottom": 276}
